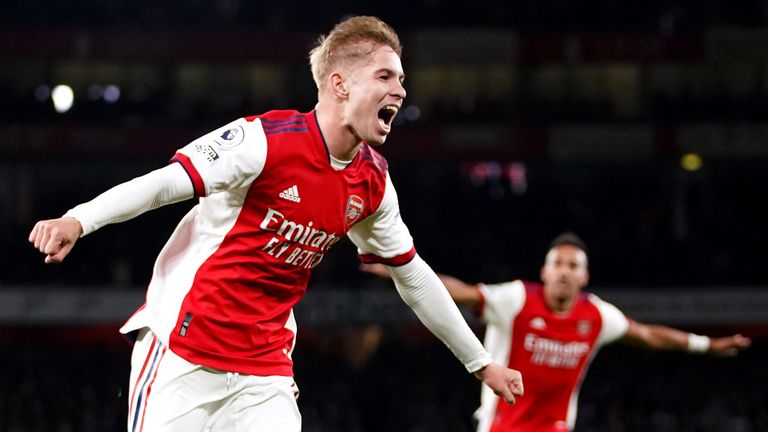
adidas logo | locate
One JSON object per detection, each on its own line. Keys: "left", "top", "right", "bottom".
{"left": 529, "top": 317, "right": 547, "bottom": 330}
{"left": 279, "top": 185, "right": 301, "bottom": 203}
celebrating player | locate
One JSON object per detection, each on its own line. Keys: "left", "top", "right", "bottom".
{"left": 28, "top": 16, "right": 522, "bottom": 432}
{"left": 362, "top": 232, "right": 750, "bottom": 432}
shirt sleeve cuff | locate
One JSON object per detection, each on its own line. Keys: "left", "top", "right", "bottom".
{"left": 358, "top": 246, "right": 416, "bottom": 266}
{"left": 171, "top": 152, "right": 206, "bottom": 197}
{"left": 465, "top": 354, "right": 493, "bottom": 374}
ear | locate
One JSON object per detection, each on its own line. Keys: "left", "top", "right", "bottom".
{"left": 330, "top": 72, "right": 349, "bottom": 99}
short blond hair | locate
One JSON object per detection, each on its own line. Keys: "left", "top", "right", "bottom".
{"left": 309, "top": 16, "right": 402, "bottom": 90}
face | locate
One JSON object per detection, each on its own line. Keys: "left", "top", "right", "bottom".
{"left": 338, "top": 43, "right": 406, "bottom": 145}
{"left": 540, "top": 244, "right": 590, "bottom": 306}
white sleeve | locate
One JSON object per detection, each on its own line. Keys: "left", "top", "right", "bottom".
{"left": 387, "top": 254, "right": 493, "bottom": 373}
{"left": 64, "top": 163, "right": 194, "bottom": 236}
{"left": 477, "top": 280, "right": 526, "bottom": 328}
{"left": 173, "top": 117, "right": 268, "bottom": 197}
{"left": 591, "top": 294, "right": 630, "bottom": 346}
{"left": 348, "top": 173, "right": 416, "bottom": 264}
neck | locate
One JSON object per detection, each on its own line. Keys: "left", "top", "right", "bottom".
{"left": 544, "top": 293, "right": 575, "bottom": 315}
{"left": 315, "top": 101, "right": 362, "bottom": 161}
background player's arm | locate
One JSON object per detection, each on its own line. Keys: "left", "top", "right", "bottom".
{"left": 361, "top": 263, "right": 482, "bottom": 308}
{"left": 29, "top": 163, "right": 194, "bottom": 264}
{"left": 438, "top": 273, "right": 483, "bottom": 308}
{"left": 622, "top": 320, "right": 751, "bottom": 357}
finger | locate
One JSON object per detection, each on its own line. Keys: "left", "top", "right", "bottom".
{"left": 511, "top": 378, "right": 524, "bottom": 396}
{"left": 45, "top": 253, "right": 62, "bottom": 264}
{"left": 29, "top": 222, "right": 41, "bottom": 243}
{"left": 36, "top": 226, "right": 52, "bottom": 251}
{"left": 46, "top": 242, "right": 74, "bottom": 264}
{"left": 32, "top": 222, "right": 47, "bottom": 249}
{"left": 502, "top": 387, "right": 516, "bottom": 404}
{"left": 722, "top": 336, "right": 750, "bottom": 351}
{"left": 42, "top": 230, "right": 65, "bottom": 255}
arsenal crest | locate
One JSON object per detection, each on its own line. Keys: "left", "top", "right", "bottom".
{"left": 577, "top": 320, "right": 592, "bottom": 336}
{"left": 345, "top": 195, "right": 365, "bottom": 227}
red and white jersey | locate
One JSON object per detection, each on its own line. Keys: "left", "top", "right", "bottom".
{"left": 120, "top": 110, "right": 416, "bottom": 377}
{"left": 474, "top": 281, "right": 628, "bottom": 432}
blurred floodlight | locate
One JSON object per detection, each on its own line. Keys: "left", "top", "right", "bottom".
{"left": 681, "top": 152, "right": 703, "bottom": 172}
{"left": 403, "top": 105, "right": 421, "bottom": 121}
{"left": 103, "top": 84, "right": 121, "bottom": 103}
{"left": 34, "top": 85, "right": 51, "bottom": 102}
{"left": 506, "top": 162, "right": 528, "bottom": 195}
{"left": 51, "top": 85, "right": 74, "bottom": 113}
{"left": 87, "top": 85, "right": 103, "bottom": 100}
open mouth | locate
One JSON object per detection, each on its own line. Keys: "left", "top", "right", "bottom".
{"left": 377, "top": 105, "right": 399, "bottom": 128}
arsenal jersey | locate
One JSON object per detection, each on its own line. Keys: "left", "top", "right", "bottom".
{"left": 474, "top": 281, "right": 628, "bottom": 432}
{"left": 120, "top": 110, "right": 416, "bottom": 376}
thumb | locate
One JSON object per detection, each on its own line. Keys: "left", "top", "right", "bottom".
{"left": 45, "top": 241, "right": 75, "bottom": 264}
{"left": 501, "top": 386, "right": 517, "bottom": 404}
{"left": 511, "top": 376, "right": 524, "bottom": 397}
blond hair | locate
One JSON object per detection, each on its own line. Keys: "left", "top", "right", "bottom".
{"left": 309, "top": 16, "right": 402, "bottom": 90}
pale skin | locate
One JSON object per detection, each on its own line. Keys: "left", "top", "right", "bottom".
{"left": 29, "top": 40, "right": 524, "bottom": 404}
{"left": 362, "top": 244, "right": 752, "bottom": 356}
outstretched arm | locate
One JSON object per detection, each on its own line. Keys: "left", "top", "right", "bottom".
{"left": 385, "top": 256, "right": 523, "bottom": 403}
{"left": 438, "top": 273, "right": 483, "bottom": 308}
{"left": 352, "top": 174, "right": 522, "bottom": 403}
{"left": 29, "top": 163, "right": 194, "bottom": 264}
{"left": 361, "top": 263, "right": 483, "bottom": 308}
{"left": 623, "top": 320, "right": 751, "bottom": 357}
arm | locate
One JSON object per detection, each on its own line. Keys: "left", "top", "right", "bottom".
{"left": 623, "top": 320, "right": 751, "bottom": 357}
{"left": 351, "top": 174, "right": 523, "bottom": 402}
{"left": 361, "top": 263, "right": 483, "bottom": 308}
{"left": 387, "top": 255, "right": 523, "bottom": 403}
{"left": 29, "top": 163, "right": 194, "bottom": 264}
{"left": 437, "top": 273, "right": 482, "bottom": 308}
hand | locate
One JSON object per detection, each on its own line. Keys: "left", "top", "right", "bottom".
{"left": 359, "top": 263, "right": 391, "bottom": 279}
{"left": 709, "top": 334, "right": 751, "bottom": 357}
{"left": 28, "top": 217, "right": 83, "bottom": 264}
{"left": 473, "top": 363, "right": 524, "bottom": 404}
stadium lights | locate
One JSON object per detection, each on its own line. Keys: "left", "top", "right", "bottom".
{"left": 681, "top": 152, "right": 703, "bottom": 172}
{"left": 87, "top": 85, "right": 103, "bottom": 101}
{"left": 87, "top": 84, "right": 121, "bottom": 103}
{"left": 51, "top": 84, "right": 74, "bottom": 113}
{"left": 34, "top": 84, "right": 51, "bottom": 102}
{"left": 103, "top": 84, "right": 121, "bottom": 103}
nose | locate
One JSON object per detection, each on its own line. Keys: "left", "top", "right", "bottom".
{"left": 393, "top": 80, "right": 406, "bottom": 99}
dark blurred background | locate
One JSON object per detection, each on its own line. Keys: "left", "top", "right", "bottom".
{"left": 1, "top": 0, "right": 767, "bottom": 431}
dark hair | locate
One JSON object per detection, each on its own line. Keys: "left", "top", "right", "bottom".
{"left": 549, "top": 232, "right": 588, "bottom": 255}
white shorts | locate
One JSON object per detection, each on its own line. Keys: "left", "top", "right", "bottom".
{"left": 128, "top": 328, "right": 301, "bottom": 432}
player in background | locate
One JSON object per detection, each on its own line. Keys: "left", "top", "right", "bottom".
{"left": 362, "top": 232, "right": 750, "bottom": 432}
{"left": 28, "top": 16, "right": 522, "bottom": 432}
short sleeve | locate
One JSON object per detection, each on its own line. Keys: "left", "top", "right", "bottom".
{"left": 348, "top": 173, "right": 416, "bottom": 265}
{"left": 172, "top": 117, "right": 268, "bottom": 197}
{"left": 590, "top": 293, "right": 630, "bottom": 346}
{"left": 477, "top": 280, "right": 526, "bottom": 328}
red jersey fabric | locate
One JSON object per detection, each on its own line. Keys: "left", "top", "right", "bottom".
{"left": 121, "top": 110, "right": 416, "bottom": 376}
{"left": 475, "top": 280, "right": 628, "bottom": 432}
